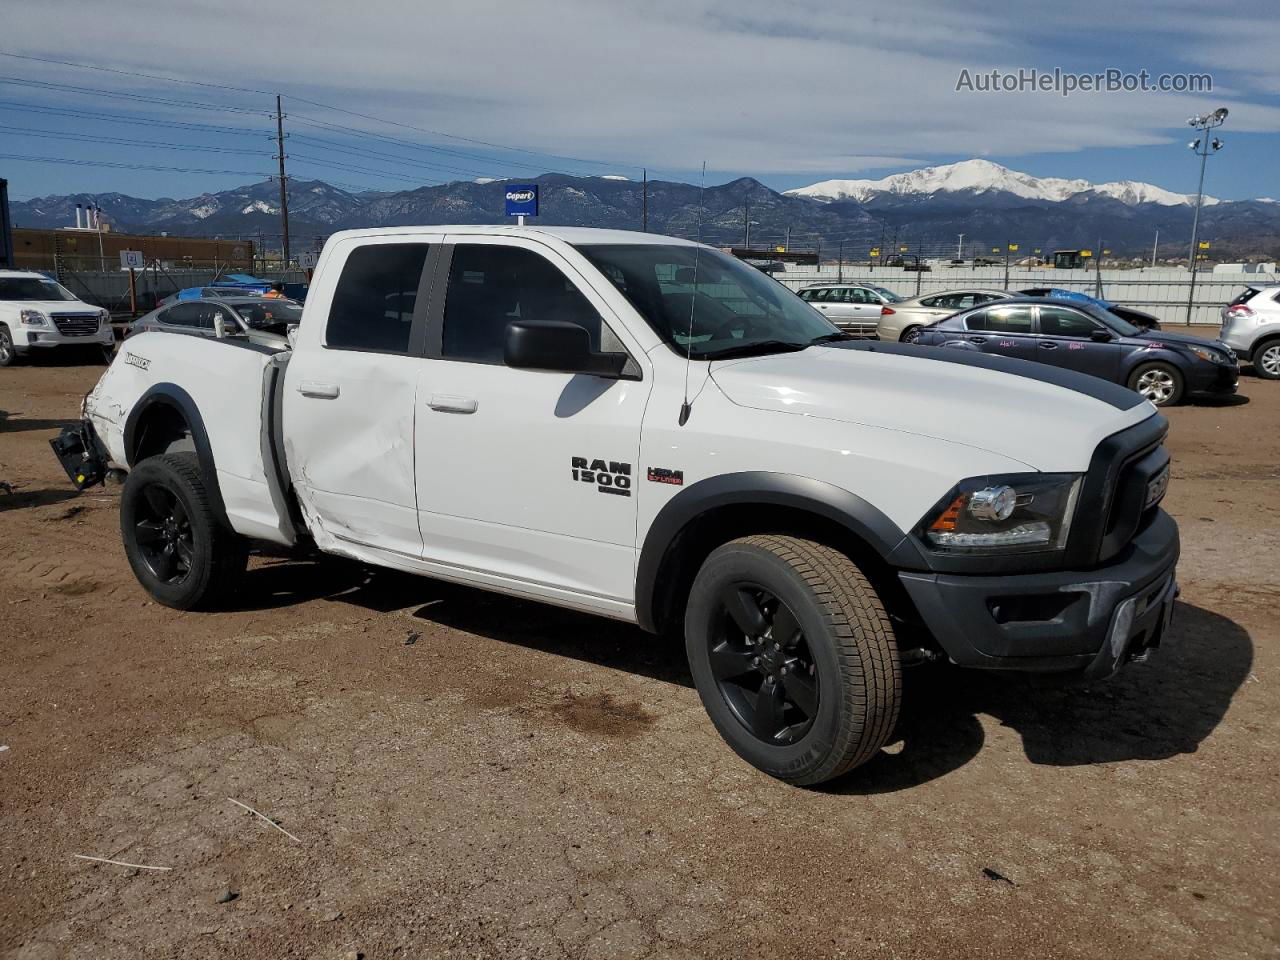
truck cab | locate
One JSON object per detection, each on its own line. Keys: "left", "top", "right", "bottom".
{"left": 0, "top": 270, "right": 115, "bottom": 366}
{"left": 70, "top": 226, "right": 1181, "bottom": 786}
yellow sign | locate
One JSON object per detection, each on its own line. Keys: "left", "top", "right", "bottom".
{"left": 870, "top": 248, "right": 880, "bottom": 257}
{"left": 991, "top": 247, "right": 999, "bottom": 253}
{"left": 1199, "top": 241, "right": 1210, "bottom": 249}
{"left": 1034, "top": 248, "right": 1041, "bottom": 254}
{"left": 1008, "top": 244, "right": 1019, "bottom": 252}
{"left": 899, "top": 245, "right": 908, "bottom": 252}
{"left": 1103, "top": 249, "right": 1112, "bottom": 255}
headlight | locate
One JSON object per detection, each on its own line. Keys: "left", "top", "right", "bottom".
{"left": 918, "top": 473, "right": 1082, "bottom": 554}
{"left": 20, "top": 309, "right": 48, "bottom": 327}
{"left": 99, "top": 309, "right": 110, "bottom": 326}
{"left": 1188, "top": 344, "right": 1232, "bottom": 365}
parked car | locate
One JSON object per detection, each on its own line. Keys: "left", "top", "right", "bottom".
{"left": 1019, "top": 288, "right": 1161, "bottom": 331}
{"left": 878, "top": 289, "right": 1010, "bottom": 343}
{"left": 797, "top": 283, "right": 901, "bottom": 336}
{"left": 127, "top": 296, "right": 301, "bottom": 347}
{"left": 0, "top": 270, "right": 114, "bottom": 367}
{"left": 1219, "top": 285, "right": 1280, "bottom": 379}
{"left": 62, "top": 226, "right": 1181, "bottom": 786}
{"left": 157, "top": 282, "right": 288, "bottom": 308}
{"left": 916, "top": 297, "right": 1236, "bottom": 406}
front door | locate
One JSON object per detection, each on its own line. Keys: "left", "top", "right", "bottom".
{"left": 413, "top": 236, "right": 650, "bottom": 608}
{"left": 283, "top": 237, "right": 438, "bottom": 558}
{"left": 1033, "top": 305, "right": 1122, "bottom": 380}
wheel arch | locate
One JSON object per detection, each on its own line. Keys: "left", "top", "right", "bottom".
{"left": 123, "top": 383, "right": 230, "bottom": 528}
{"left": 635, "top": 472, "right": 926, "bottom": 635}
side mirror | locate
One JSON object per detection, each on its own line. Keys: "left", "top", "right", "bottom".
{"left": 1090, "top": 329, "right": 1114, "bottom": 343}
{"left": 504, "top": 321, "right": 627, "bottom": 378}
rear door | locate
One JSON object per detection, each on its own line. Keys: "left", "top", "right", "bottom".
{"left": 1033, "top": 305, "right": 1122, "bottom": 380}
{"left": 412, "top": 236, "right": 650, "bottom": 607}
{"left": 960, "top": 303, "right": 1037, "bottom": 360}
{"left": 283, "top": 236, "right": 439, "bottom": 558}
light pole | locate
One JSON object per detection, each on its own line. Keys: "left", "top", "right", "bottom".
{"left": 1185, "top": 107, "right": 1227, "bottom": 325}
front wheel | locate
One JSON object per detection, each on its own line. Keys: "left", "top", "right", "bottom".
{"left": 685, "top": 535, "right": 901, "bottom": 786}
{"left": 900, "top": 325, "right": 922, "bottom": 344}
{"left": 1254, "top": 340, "right": 1280, "bottom": 380}
{"left": 1127, "top": 361, "right": 1184, "bottom": 406}
{"left": 121, "top": 452, "right": 248, "bottom": 610}
{"left": 0, "top": 326, "right": 16, "bottom": 367}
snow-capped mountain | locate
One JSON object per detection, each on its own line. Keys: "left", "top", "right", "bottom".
{"left": 787, "top": 159, "right": 1219, "bottom": 207}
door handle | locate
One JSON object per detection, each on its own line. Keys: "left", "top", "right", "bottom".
{"left": 297, "top": 380, "right": 340, "bottom": 399}
{"left": 1039, "top": 342, "right": 1058, "bottom": 350}
{"left": 967, "top": 336, "right": 986, "bottom": 344}
{"left": 428, "top": 394, "right": 478, "bottom": 414}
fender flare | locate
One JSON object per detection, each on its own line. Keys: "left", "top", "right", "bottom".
{"left": 634, "top": 471, "right": 927, "bottom": 633}
{"left": 123, "top": 382, "right": 230, "bottom": 528}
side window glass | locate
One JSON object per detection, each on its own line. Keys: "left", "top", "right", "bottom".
{"left": 442, "top": 245, "right": 604, "bottom": 364}
{"left": 920, "top": 295, "right": 940, "bottom": 308}
{"left": 163, "top": 303, "right": 199, "bottom": 327}
{"left": 1039, "top": 307, "right": 1101, "bottom": 338}
{"left": 966, "top": 305, "right": 1034, "bottom": 333}
{"left": 326, "top": 243, "right": 429, "bottom": 354}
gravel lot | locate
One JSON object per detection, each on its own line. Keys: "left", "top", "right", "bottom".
{"left": 1, "top": 343, "right": 1276, "bottom": 960}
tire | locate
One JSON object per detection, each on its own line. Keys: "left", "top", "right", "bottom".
{"left": 1253, "top": 339, "right": 1280, "bottom": 380}
{"left": 120, "top": 452, "right": 248, "bottom": 610}
{"left": 0, "top": 326, "right": 16, "bottom": 367}
{"left": 900, "top": 325, "right": 922, "bottom": 344}
{"left": 684, "top": 535, "right": 901, "bottom": 786}
{"left": 1127, "top": 361, "right": 1184, "bottom": 406}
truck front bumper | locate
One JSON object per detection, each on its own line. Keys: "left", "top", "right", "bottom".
{"left": 899, "top": 509, "right": 1179, "bottom": 682}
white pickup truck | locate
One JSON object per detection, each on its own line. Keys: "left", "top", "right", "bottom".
{"left": 0, "top": 270, "right": 115, "bottom": 366}
{"left": 58, "top": 226, "right": 1180, "bottom": 785}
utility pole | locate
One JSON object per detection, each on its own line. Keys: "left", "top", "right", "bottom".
{"left": 742, "top": 192, "right": 750, "bottom": 248}
{"left": 1185, "top": 107, "right": 1227, "bottom": 324}
{"left": 957, "top": 233, "right": 964, "bottom": 260}
{"left": 641, "top": 168, "right": 648, "bottom": 232}
{"left": 784, "top": 226, "right": 791, "bottom": 252}
{"left": 275, "top": 95, "right": 291, "bottom": 267}
{"left": 1095, "top": 236, "right": 1104, "bottom": 298}
{"left": 1151, "top": 228, "right": 1159, "bottom": 268}
{"left": 837, "top": 239, "right": 843, "bottom": 283}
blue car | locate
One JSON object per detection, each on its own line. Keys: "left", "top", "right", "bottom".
{"left": 916, "top": 297, "right": 1236, "bottom": 406}
{"left": 1019, "top": 287, "right": 1161, "bottom": 331}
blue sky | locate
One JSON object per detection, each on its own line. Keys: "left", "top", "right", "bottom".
{"left": 2, "top": 0, "right": 1278, "bottom": 203}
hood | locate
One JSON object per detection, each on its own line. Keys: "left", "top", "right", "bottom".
{"left": 709, "top": 343, "right": 1153, "bottom": 473}
{"left": 1131, "top": 329, "right": 1227, "bottom": 351}
{"left": 11, "top": 301, "right": 99, "bottom": 314}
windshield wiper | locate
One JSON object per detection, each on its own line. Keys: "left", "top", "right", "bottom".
{"left": 809, "top": 331, "right": 851, "bottom": 344}
{"left": 699, "top": 339, "right": 810, "bottom": 361}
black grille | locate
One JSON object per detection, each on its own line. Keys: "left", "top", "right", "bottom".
{"left": 51, "top": 313, "right": 100, "bottom": 337}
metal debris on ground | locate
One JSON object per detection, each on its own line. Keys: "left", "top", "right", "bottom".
{"left": 227, "top": 797, "right": 302, "bottom": 843}
{"left": 982, "top": 867, "right": 1016, "bottom": 886}
{"left": 73, "top": 854, "right": 172, "bottom": 871}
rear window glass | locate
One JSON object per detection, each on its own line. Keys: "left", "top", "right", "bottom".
{"left": 1228, "top": 288, "right": 1259, "bottom": 307}
{"left": 326, "top": 244, "right": 429, "bottom": 354}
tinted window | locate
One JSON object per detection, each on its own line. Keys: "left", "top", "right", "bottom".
{"left": 233, "top": 301, "right": 304, "bottom": 330}
{"left": 327, "top": 243, "right": 428, "bottom": 353}
{"left": 966, "top": 305, "right": 1034, "bottom": 333}
{"left": 798, "top": 288, "right": 817, "bottom": 301}
{"left": 442, "top": 245, "right": 603, "bottom": 364}
{"left": 1039, "top": 306, "right": 1102, "bottom": 338}
{"left": 161, "top": 302, "right": 205, "bottom": 328}
{"left": 846, "top": 288, "right": 870, "bottom": 304}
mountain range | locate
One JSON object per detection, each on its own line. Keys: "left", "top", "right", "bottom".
{"left": 10, "top": 159, "right": 1279, "bottom": 259}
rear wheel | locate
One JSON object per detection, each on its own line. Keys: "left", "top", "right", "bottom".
{"left": 0, "top": 326, "right": 16, "bottom": 367}
{"left": 121, "top": 452, "right": 247, "bottom": 610}
{"left": 1127, "top": 361, "right": 1184, "bottom": 406}
{"left": 685, "top": 535, "right": 901, "bottom": 786}
{"left": 900, "top": 325, "right": 922, "bottom": 344}
{"left": 1254, "top": 340, "right": 1280, "bottom": 380}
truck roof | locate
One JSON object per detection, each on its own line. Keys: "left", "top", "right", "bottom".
{"left": 324, "top": 225, "right": 700, "bottom": 247}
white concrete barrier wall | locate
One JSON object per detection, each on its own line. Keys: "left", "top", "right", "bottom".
{"left": 774, "top": 267, "right": 1280, "bottom": 326}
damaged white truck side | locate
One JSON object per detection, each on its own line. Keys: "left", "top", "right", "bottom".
{"left": 62, "top": 226, "right": 1180, "bottom": 785}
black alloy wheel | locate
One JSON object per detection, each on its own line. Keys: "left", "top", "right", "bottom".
{"left": 707, "top": 583, "right": 820, "bottom": 744}
{"left": 132, "top": 482, "right": 195, "bottom": 585}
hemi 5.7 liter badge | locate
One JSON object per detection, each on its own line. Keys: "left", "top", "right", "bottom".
{"left": 571, "top": 457, "right": 632, "bottom": 496}
{"left": 647, "top": 467, "right": 684, "bottom": 486}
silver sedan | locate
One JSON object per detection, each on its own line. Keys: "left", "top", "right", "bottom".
{"left": 876, "top": 289, "right": 1010, "bottom": 343}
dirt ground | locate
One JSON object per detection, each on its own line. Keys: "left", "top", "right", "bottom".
{"left": 1, "top": 339, "right": 1276, "bottom": 960}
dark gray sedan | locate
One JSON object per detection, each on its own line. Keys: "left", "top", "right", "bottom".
{"left": 126, "top": 297, "right": 301, "bottom": 346}
{"left": 916, "top": 297, "right": 1237, "bottom": 406}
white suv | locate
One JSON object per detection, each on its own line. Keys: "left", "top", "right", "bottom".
{"left": 0, "top": 270, "right": 115, "bottom": 367}
{"left": 1220, "top": 285, "right": 1280, "bottom": 380}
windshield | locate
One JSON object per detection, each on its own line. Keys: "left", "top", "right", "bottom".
{"left": 575, "top": 244, "right": 838, "bottom": 359}
{"left": 0, "top": 277, "right": 78, "bottom": 301}
{"left": 231, "top": 301, "right": 303, "bottom": 330}
{"left": 1103, "top": 309, "right": 1142, "bottom": 337}
{"left": 871, "top": 286, "right": 901, "bottom": 303}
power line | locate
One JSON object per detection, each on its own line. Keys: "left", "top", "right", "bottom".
{"left": 0, "top": 123, "right": 267, "bottom": 155}
{"left": 0, "top": 99, "right": 268, "bottom": 135}
{"left": 0, "top": 76, "right": 270, "bottom": 116}
{"left": 0, "top": 50, "right": 278, "bottom": 97}
{"left": 0, "top": 152, "right": 269, "bottom": 177}
{"left": 288, "top": 152, "right": 445, "bottom": 185}
{"left": 289, "top": 133, "right": 518, "bottom": 181}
